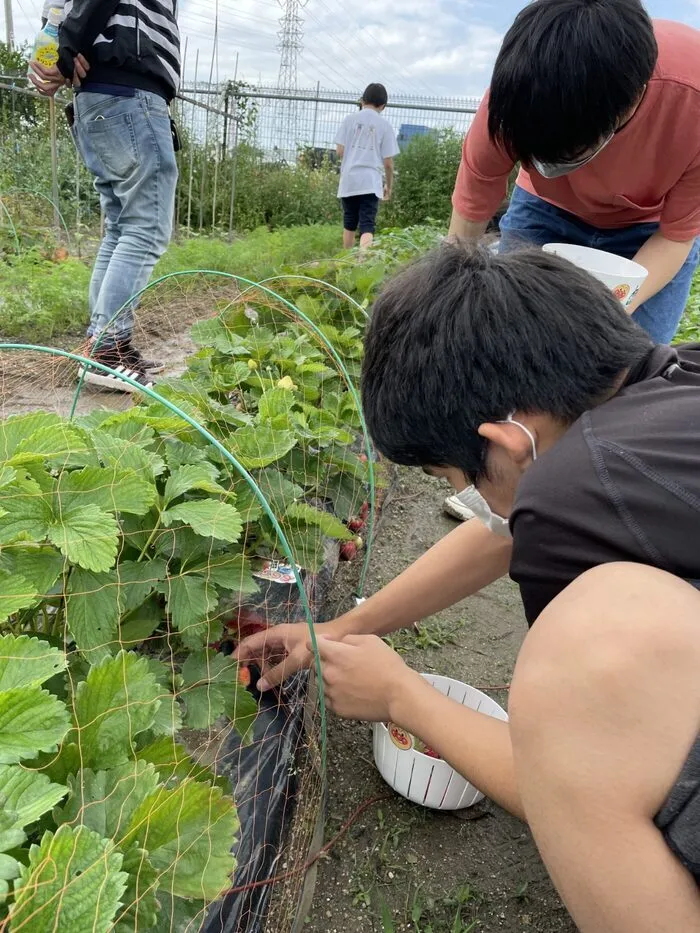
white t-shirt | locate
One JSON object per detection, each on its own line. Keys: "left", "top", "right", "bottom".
{"left": 335, "top": 108, "right": 400, "bottom": 200}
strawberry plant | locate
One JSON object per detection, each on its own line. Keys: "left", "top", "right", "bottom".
{"left": 0, "top": 632, "right": 238, "bottom": 931}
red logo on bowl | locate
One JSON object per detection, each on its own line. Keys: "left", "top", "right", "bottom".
{"left": 387, "top": 723, "right": 412, "bottom": 751}
{"left": 613, "top": 284, "right": 631, "bottom": 302}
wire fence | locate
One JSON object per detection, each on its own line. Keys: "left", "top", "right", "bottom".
{"left": 0, "top": 75, "right": 480, "bottom": 244}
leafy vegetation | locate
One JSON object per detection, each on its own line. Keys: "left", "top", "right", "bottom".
{"left": 675, "top": 269, "right": 700, "bottom": 344}
{"left": 0, "top": 245, "right": 400, "bottom": 927}
{"left": 0, "top": 633, "right": 238, "bottom": 931}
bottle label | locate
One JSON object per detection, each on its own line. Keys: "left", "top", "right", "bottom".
{"left": 36, "top": 45, "right": 59, "bottom": 67}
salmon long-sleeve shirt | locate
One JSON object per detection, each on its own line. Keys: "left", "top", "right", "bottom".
{"left": 452, "top": 20, "right": 700, "bottom": 243}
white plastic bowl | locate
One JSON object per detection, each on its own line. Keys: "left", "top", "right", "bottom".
{"left": 542, "top": 243, "right": 648, "bottom": 307}
{"left": 373, "top": 674, "right": 508, "bottom": 810}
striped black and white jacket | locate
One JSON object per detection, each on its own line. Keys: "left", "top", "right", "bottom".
{"left": 48, "top": 1, "right": 180, "bottom": 102}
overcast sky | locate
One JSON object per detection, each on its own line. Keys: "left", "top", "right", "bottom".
{"left": 2, "top": 0, "right": 700, "bottom": 97}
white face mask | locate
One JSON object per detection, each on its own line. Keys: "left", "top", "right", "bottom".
{"left": 454, "top": 414, "right": 537, "bottom": 539}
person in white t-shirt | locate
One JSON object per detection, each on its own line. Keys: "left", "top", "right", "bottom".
{"left": 335, "top": 84, "right": 400, "bottom": 249}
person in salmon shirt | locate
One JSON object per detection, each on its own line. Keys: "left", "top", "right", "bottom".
{"left": 450, "top": 0, "right": 700, "bottom": 348}
{"left": 442, "top": 0, "right": 700, "bottom": 524}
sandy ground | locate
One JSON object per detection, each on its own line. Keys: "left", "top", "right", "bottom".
{"left": 306, "top": 469, "right": 577, "bottom": 933}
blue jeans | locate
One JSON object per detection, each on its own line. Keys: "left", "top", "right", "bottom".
{"left": 500, "top": 186, "right": 700, "bottom": 345}
{"left": 71, "top": 90, "right": 178, "bottom": 346}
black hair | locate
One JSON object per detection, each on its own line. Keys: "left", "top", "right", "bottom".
{"left": 488, "top": 0, "right": 657, "bottom": 164}
{"left": 362, "top": 243, "right": 652, "bottom": 481}
{"left": 362, "top": 83, "right": 388, "bottom": 109}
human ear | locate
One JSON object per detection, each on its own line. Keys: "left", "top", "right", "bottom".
{"left": 478, "top": 422, "right": 533, "bottom": 467}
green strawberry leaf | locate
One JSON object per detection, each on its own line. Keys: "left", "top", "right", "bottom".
{"left": 47, "top": 503, "right": 119, "bottom": 573}
{"left": 0, "top": 482, "right": 53, "bottom": 544}
{"left": 114, "top": 846, "right": 159, "bottom": 933}
{"left": 56, "top": 466, "right": 158, "bottom": 516}
{"left": 72, "top": 652, "right": 161, "bottom": 769}
{"left": 117, "top": 559, "right": 168, "bottom": 615}
{"left": 0, "top": 572, "right": 38, "bottom": 622}
{"left": 0, "top": 547, "right": 65, "bottom": 599}
{"left": 164, "top": 463, "right": 227, "bottom": 505}
{"left": 89, "top": 428, "right": 166, "bottom": 479}
{"left": 135, "top": 737, "right": 231, "bottom": 795}
{"left": 226, "top": 424, "right": 297, "bottom": 469}
{"left": 66, "top": 568, "right": 121, "bottom": 660}
{"left": 192, "top": 552, "right": 258, "bottom": 594}
{"left": 0, "top": 413, "right": 62, "bottom": 462}
{"left": 284, "top": 502, "right": 354, "bottom": 540}
{"left": 0, "top": 634, "right": 67, "bottom": 690}
{"left": 163, "top": 500, "right": 243, "bottom": 544}
{"left": 56, "top": 761, "right": 160, "bottom": 839}
{"left": 9, "top": 824, "right": 127, "bottom": 933}
{"left": 122, "top": 779, "right": 238, "bottom": 900}
{"left": 0, "top": 685, "right": 70, "bottom": 764}
{"left": 161, "top": 575, "right": 218, "bottom": 648}
{"left": 0, "top": 810, "right": 25, "bottom": 905}
{"left": 15, "top": 423, "right": 98, "bottom": 470}
{"left": 0, "top": 765, "right": 67, "bottom": 827}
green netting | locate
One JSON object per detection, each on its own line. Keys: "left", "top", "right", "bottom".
{"left": 0, "top": 224, "right": 439, "bottom": 932}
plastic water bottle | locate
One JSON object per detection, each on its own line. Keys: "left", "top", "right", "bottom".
{"left": 28, "top": 7, "right": 63, "bottom": 81}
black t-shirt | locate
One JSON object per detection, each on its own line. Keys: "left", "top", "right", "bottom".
{"left": 510, "top": 344, "right": 700, "bottom": 625}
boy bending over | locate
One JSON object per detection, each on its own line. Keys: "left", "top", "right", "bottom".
{"left": 239, "top": 244, "right": 700, "bottom": 932}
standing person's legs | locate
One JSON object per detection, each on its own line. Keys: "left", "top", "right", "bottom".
{"left": 72, "top": 90, "right": 178, "bottom": 355}
{"left": 342, "top": 197, "right": 360, "bottom": 249}
{"left": 87, "top": 177, "right": 123, "bottom": 339}
{"left": 358, "top": 194, "right": 379, "bottom": 250}
{"left": 509, "top": 564, "right": 700, "bottom": 933}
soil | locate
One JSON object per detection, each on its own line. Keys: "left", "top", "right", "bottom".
{"left": 305, "top": 469, "right": 577, "bottom": 933}
{"left": 0, "top": 288, "right": 223, "bottom": 418}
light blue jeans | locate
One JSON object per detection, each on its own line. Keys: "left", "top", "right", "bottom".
{"left": 500, "top": 186, "right": 700, "bottom": 345}
{"left": 71, "top": 90, "right": 178, "bottom": 347}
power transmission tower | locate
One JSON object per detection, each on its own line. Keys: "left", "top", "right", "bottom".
{"left": 275, "top": 0, "right": 308, "bottom": 160}
{"left": 4, "top": 0, "right": 15, "bottom": 49}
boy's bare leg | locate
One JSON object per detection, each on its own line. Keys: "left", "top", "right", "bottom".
{"left": 510, "top": 563, "right": 700, "bottom": 933}
{"left": 359, "top": 232, "right": 374, "bottom": 250}
{"left": 343, "top": 229, "right": 356, "bottom": 249}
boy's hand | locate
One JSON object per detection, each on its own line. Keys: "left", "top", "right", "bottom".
{"left": 236, "top": 620, "right": 345, "bottom": 691}
{"left": 314, "top": 634, "right": 418, "bottom": 722}
{"left": 383, "top": 184, "right": 392, "bottom": 202}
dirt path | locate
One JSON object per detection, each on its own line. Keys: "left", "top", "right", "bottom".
{"left": 308, "top": 469, "right": 576, "bottom": 933}
{"left": 0, "top": 290, "right": 212, "bottom": 418}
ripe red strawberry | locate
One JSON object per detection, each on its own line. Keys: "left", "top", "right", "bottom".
{"left": 239, "top": 666, "right": 252, "bottom": 688}
{"left": 348, "top": 518, "right": 364, "bottom": 533}
{"left": 359, "top": 502, "right": 370, "bottom": 521}
{"left": 339, "top": 542, "right": 358, "bottom": 562}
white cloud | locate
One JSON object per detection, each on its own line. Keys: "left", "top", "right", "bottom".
{"left": 1, "top": 0, "right": 502, "bottom": 97}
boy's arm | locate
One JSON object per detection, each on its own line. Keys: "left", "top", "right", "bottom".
{"left": 383, "top": 157, "right": 394, "bottom": 199}
{"left": 57, "top": 0, "right": 119, "bottom": 79}
{"left": 451, "top": 92, "right": 514, "bottom": 240}
{"left": 237, "top": 518, "right": 513, "bottom": 690}
{"left": 336, "top": 144, "right": 345, "bottom": 160}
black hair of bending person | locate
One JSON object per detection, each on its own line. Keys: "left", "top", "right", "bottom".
{"left": 488, "top": 0, "right": 658, "bottom": 165}
{"left": 362, "top": 243, "right": 653, "bottom": 481}
{"left": 362, "top": 83, "right": 389, "bottom": 108}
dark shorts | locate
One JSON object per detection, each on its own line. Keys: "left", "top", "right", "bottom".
{"left": 342, "top": 194, "right": 379, "bottom": 235}
{"left": 656, "top": 734, "right": 700, "bottom": 881}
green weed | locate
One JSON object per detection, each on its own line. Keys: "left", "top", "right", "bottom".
{"left": 0, "top": 249, "right": 91, "bottom": 341}
{"left": 675, "top": 269, "right": 700, "bottom": 344}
